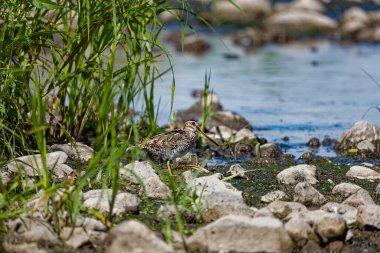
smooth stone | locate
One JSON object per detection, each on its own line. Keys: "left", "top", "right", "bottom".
{"left": 82, "top": 189, "right": 140, "bottom": 215}
{"left": 346, "top": 165, "right": 380, "bottom": 180}
{"left": 49, "top": 142, "right": 94, "bottom": 163}
{"left": 2, "top": 242, "right": 47, "bottom": 253}
{"left": 227, "top": 164, "right": 249, "bottom": 179}
{"left": 121, "top": 161, "right": 171, "bottom": 199}
{"left": 321, "top": 202, "right": 358, "bottom": 226}
{"left": 343, "top": 189, "right": 375, "bottom": 208}
{"left": 357, "top": 204, "right": 380, "bottom": 230}
{"left": 105, "top": 220, "right": 173, "bottom": 253}
{"left": 294, "top": 182, "right": 326, "bottom": 206}
{"left": 277, "top": 164, "right": 318, "bottom": 185}
{"left": 187, "top": 215, "right": 293, "bottom": 253}
{"left": 7, "top": 151, "right": 68, "bottom": 176}
{"left": 60, "top": 227, "right": 90, "bottom": 249}
{"left": 206, "top": 110, "right": 252, "bottom": 131}
{"left": 259, "top": 143, "right": 283, "bottom": 159}
{"left": 332, "top": 183, "right": 363, "bottom": 198}
{"left": 261, "top": 190, "right": 287, "bottom": 203}
{"left": 187, "top": 173, "right": 236, "bottom": 195}
{"left": 6, "top": 218, "right": 60, "bottom": 245}
{"left": 290, "top": 0, "right": 325, "bottom": 12}
{"left": 285, "top": 217, "right": 319, "bottom": 247}
{"left": 267, "top": 201, "right": 308, "bottom": 220}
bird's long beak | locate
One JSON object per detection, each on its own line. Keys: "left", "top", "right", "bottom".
{"left": 196, "top": 126, "right": 220, "bottom": 147}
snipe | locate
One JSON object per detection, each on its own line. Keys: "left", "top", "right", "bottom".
{"left": 143, "top": 121, "right": 218, "bottom": 175}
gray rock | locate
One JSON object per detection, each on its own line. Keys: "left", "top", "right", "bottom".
{"left": 105, "top": 220, "right": 173, "bottom": 253}
{"left": 227, "top": 164, "right": 249, "bottom": 179}
{"left": 187, "top": 215, "right": 293, "bottom": 253}
{"left": 321, "top": 202, "right": 358, "bottom": 226}
{"left": 332, "top": 183, "right": 363, "bottom": 198}
{"left": 232, "top": 128, "right": 257, "bottom": 144}
{"left": 206, "top": 111, "right": 252, "bottom": 131}
{"left": 6, "top": 218, "right": 60, "bottom": 245}
{"left": 50, "top": 142, "right": 94, "bottom": 163}
{"left": 277, "top": 164, "right": 318, "bottom": 185}
{"left": 7, "top": 151, "right": 68, "bottom": 176}
{"left": 1, "top": 171, "right": 11, "bottom": 187}
{"left": 290, "top": 0, "right": 325, "bottom": 12}
{"left": 294, "top": 182, "right": 326, "bottom": 206}
{"left": 187, "top": 174, "right": 256, "bottom": 222}
{"left": 121, "top": 161, "right": 171, "bottom": 199}
{"left": 139, "top": 176, "right": 171, "bottom": 199}
{"left": 60, "top": 227, "right": 90, "bottom": 249}
{"left": 200, "top": 191, "right": 257, "bottom": 222}
{"left": 87, "top": 231, "right": 107, "bottom": 248}
{"left": 208, "top": 125, "right": 236, "bottom": 143}
{"left": 376, "top": 183, "right": 380, "bottom": 195}
{"left": 357, "top": 140, "right": 376, "bottom": 152}
{"left": 346, "top": 165, "right": 380, "bottom": 180}
{"left": 156, "top": 204, "right": 195, "bottom": 223}
{"left": 306, "top": 137, "right": 320, "bottom": 148}
{"left": 254, "top": 207, "right": 276, "bottom": 218}
{"left": 259, "top": 143, "right": 283, "bottom": 159}
{"left": 343, "top": 189, "right": 375, "bottom": 208}
{"left": 82, "top": 217, "right": 107, "bottom": 232}
{"left": 82, "top": 189, "right": 140, "bottom": 216}
{"left": 52, "top": 164, "right": 74, "bottom": 180}
{"left": 296, "top": 210, "right": 347, "bottom": 244}
{"left": 261, "top": 190, "right": 287, "bottom": 203}
{"left": 2, "top": 242, "right": 47, "bottom": 253}
{"left": 267, "top": 201, "right": 308, "bottom": 220}
{"left": 357, "top": 204, "right": 380, "bottom": 230}
{"left": 285, "top": 217, "right": 319, "bottom": 246}
{"left": 211, "top": 0, "right": 272, "bottom": 24}
{"left": 175, "top": 152, "right": 200, "bottom": 167}
{"left": 340, "top": 7, "right": 369, "bottom": 35}
{"left": 336, "top": 120, "right": 380, "bottom": 152}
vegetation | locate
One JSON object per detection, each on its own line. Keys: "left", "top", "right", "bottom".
{"left": 0, "top": 0, "right": 206, "bottom": 242}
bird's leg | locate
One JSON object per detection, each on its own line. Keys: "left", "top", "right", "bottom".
{"left": 166, "top": 160, "right": 173, "bottom": 176}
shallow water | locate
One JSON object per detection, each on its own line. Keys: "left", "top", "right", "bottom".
{"left": 151, "top": 36, "right": 380, "bottom": 158}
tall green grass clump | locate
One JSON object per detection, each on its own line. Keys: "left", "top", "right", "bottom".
{"left": 0, "top": 0, "right": 198, "bottom": 233}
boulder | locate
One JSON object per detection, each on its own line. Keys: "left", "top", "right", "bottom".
{"left": 261, "top": 190, "right": 287, "bottom": 203}
{"left": 321, "top": 202, "right": 358, "bottom": 226}
{"left": 82, "top": 189, "right": 140, "bottom": 216}
{"left": 49, "top": 142, "right": 94, "bottom": 163}
{"left": 357, "top": 204, "right": 380, "bottom": 230}
{"left": 211, "top": 0, "right": 272, "bottom": 24}
{"left": 343, "top": 189, "right": 375, "bottom": 208}
{"left": 336, "top": 120, "right": 380, "bottom": 154}
{"left": 266, "top": 10, "right": 337, "bottom": 37}
{"left": 105, "top": 220, "right": 173, "bottom": 253}
{"left": 267, "top": 201, "right": 308, "bottom": 220}
{"left": 294, "top": 182, "right": 326, "bottom": 206}
{"left": 206, "top": 111, "right": 252, "bottom": 131}
{"left": 7, "top": 151, "right": 68, "bottom": 176}
{"left": 332, "top": 182, "right": 363, "bottom": 198}
{"left": 187, "top": 215, "right": 293, "bottom": 253}
{"left": 346, "top": 165, "right": 380, "bottom": 180}
{"left": 277, "top": 164, "right": 318, "bottom": 185}
{"left": 121, "top": 161, "right": 171, "bottom": 199}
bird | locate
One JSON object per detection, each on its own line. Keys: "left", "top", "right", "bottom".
{"left": 143, "top": 121, "right": 219, "bottom": 176}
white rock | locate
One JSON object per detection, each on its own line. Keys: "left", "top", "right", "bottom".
{"left": 313, "top": 212, "right": 347, "bottom": 243}
{"left": 285, "top": 217, "right": 319, "bottom": 246}
{"left": 7, "top": 151, "right": 68, "bottom": 176}
{"left": 340, "top": 7, "right": 369, "bottom": 34}
{"left": 261, "top": 190, "right": 287, "bottom": 203}
{"left": 343, "top": 189, "right": 375, "bottom": 208}
{"left": 291, "top": 0, "right": 325, "bottom": 12}
{"left": 277, "top": 164, "right": 318, "bottom": 185}
{"left": 267, "top": 201, "right": 308, "bottom": 220}
{"left": 50, "top": 142, "right": 94, "bottom": 163}
{"left": 346, "top": 165, "right": 380, "bottom": 180}
{"left": 82, "top": 189, "right": 140, "bottom": 215}
{"left": 376, "top": 183, "right": 380, "bottom": 195}
{"left": 2, "top": 242, "right": 47, "bottom": 253}
{"left": 321, "top": 202, "right": 358, "bottom": 226}
{"left": 294, "top": 182, "right": 326, "bottom": 206}
{"left": 52, "top": 164, "right": 74, "bottom": 180}
{"left": 357, "top": 204, "right": 380, "bottom": 230}
{"left": 60, "top": 227, "right": 90, "bottom": 249}
{"left": 139, "top": 176, "right": 171, "bottom": 199}
{"left": 227, "top": 164, "right": 249, "bottom": 179}
{"left": 105, "top": 220, "right": 173, "bottom": 253}
{"left": 187, "top": 215, "right": 293, "bottom": 253}
{"left": 332, "top": 183, "right": 363, "bottom": 198}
